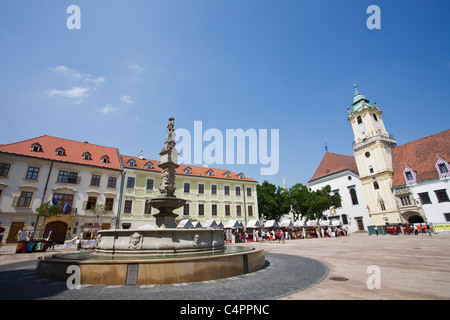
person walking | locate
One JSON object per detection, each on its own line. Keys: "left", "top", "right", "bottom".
{"left": 374, "top": 226, "right": 379, "bottom": 236}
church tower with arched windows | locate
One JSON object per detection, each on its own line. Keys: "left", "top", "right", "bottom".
{"left": 348, "top": 85, "right": 401, "bottom": 225}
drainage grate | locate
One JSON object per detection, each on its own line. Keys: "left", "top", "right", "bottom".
{"left": 329, "top": 277, "right": 349, "bottom": 281}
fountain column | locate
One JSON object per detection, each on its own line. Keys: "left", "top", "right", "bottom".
{"left": 150, "top": 117, "right": 186, "bottom": 228}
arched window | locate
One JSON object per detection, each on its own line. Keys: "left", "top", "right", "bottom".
{"left": 357, "top": 116, "right": 362, "bottom": 124}
{"left": 374, "top": 181, "right": 379, "bottom": 190}
{"left": 350, "top": 188, "right": 359, "bottom": 205}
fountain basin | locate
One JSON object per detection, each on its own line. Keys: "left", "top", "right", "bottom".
{"left": 94, "top": 228, "right": 224, "bottom": 255}
{"left": 37, "top": 246, "right": 266, "bottom": 285}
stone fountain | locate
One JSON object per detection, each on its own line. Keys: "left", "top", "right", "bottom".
{"left": 36, "top": 118, "right": 265, "bottom": 285}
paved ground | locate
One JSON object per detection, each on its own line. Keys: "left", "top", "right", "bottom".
{"left": 1, "top": 232, "right": 449, "bottom": 300}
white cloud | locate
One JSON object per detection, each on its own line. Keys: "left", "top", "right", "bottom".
{"left": 49, "top": 65, "right": 105, "bottom": 85}
{"left": 120, "top": 95, "right": 133, "bottom": 104}
{"left": 47, "top": 87, "right": 89, "bottom": 98}
{"left": 101, "top": 105, "right": 118, "bottom": 114}
{"left": 129, "top": 63, "right": 144, "bottom": 74}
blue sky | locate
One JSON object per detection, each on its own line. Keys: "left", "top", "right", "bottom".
{"left": 0, "top": 0, "right": 449, "bottom": 187}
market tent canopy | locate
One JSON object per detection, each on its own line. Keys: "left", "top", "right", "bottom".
{"left": 218, "top": 222, "right": 224, "bottom": 228}
{"left": 246, "top": 220, "right": 262, "bottom": 228}
{"left": 264, "top": 220, "right": 279, "bottom": 228}
{"left": 307, "top": 220, "right": 319, "bottom": 227}
{"left": 224, "top": 220, "right": 243, "bottom": 229}
{"left": 294, "top": 220, "right": 307, "bottom": 227}
{"left": 177, "top": 219, "right": 194, "bottom": 228}
{"left": 193, "top": 221, "right": 202, "bottom": 228}
{"left": 280, "top": 220, "right": 294, "bottom": 228}
{"left": 203, "top": 219, "right": 219, "bottom": 228}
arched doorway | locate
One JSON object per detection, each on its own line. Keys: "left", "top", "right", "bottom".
{"left": 44, "top": 221, "right": 68, "bottom": 244}
{"left": 408, "top": 215, "right": 424, "bottom": 224}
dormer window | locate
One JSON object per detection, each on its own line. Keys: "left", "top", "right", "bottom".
{"left": 403, "top": 166, "right": 417, "bottom": 184}
{"left": 435, "top": 158, "right": 450, "bottom": 178}
{"left": 82, "top": 152, "right": 91, "bottom": 161}
{"left": 238, "top": 173, "right": 244, "bottom": 179}
{"left": 56, "top": 147, "right": 65, "bottom": 156}
{"left": 224, "top": 171, "right": 230, "bottom": 178}
{"left": 31, "top": 143, "right": 42, "bottom": 152}
{"left": 127, "top": 159, "right": 136, "bottom": 167}
{"left": 145, "top": 162, "right": 153, "bottom": 169}
{"left": 207, "top": 169, "right": 214, "bottom": 176}
{"left": 101, "top": 155, "right": 110, "bottom": 163}
{"left": 185, "top": 167, "right": 192, "bottom": 174}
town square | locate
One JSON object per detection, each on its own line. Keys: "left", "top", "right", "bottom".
{"left": 0, "top": 0, "right": 449, "bottom": 309}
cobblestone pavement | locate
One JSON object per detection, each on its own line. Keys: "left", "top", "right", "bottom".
{"left": 1, "top": 232, "right": 449, "bottom": 300}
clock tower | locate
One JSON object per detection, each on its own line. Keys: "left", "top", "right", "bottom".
{"left": 348, "top": 85, "right": 401, "bottom": 225}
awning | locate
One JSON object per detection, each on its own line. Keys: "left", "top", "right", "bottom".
{"left": 264, "top": 220, "right": 279, "bottom": 228}
{"left": 294, "top": 220, "right": 307, "bottom": 227}
{"left": 224, "top": 220, "right": 243, "bottom": 229}
{"left": 246, "top": 220, "right": 262, "bottom": 228}
{"left": 193, "top": 221, "right": 202, "bottom": 228}
{"left": 280, "top": 219, "right": 294, "bottom": 228}
{"left": 307, "top": 220, "right": 318, "bottom": 227}
{"left": 203, "top": 219, "right": 219, "bottom": 228}
{"left": 177, "top": 219, "right": 194, "bottom": 228}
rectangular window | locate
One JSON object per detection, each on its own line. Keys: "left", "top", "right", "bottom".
{"left": 198, "top": 204, "right": 204, "bottom": 216}
{"left": 90, "top": 174, "right": 101, "bottom": 186}
{"left": 418, "top": 192, "right": 432, "bottom": 204}
{"left": 105, "top": 198, "right": 114, "bottom": 212}
{"left": 184, "top": 183, "right": 190, "bottom": 193}
{"left": 17, "top": 191, "right": 33, "bottom": 207}
{"left": 198, "top": 184, "right": 204, "bottom": 194}
{"left": 183, "top": 203, "right": 190, "bottom": 216}
{"left": 52, "top": 193, "right": 74, "bottom": 213}
{"left": 57, "top": 171, "right": 79, "bottom": 184}
{"left": 405, "top": 171, "right": 413, "bottom": 181}
{"left": 86, "top": 196, "right": 97, "bottom": 210}
{"left": 0, "top": 163, "right": 11, "bottom": 177}
{"left": 435, "top": 189, "right": 450, "bottom": 203}
{"left": 444, "top": 213, "right": 450, "bottom": 222}
{"left": 247, "top": 187, "right": 252, "bottom": 196}
{"left": 108, "top": 177, "right": 117, "bottom": 188}
{"left": 211, "top": 185, "right": 217, "bottom": 195}
{"left": 26, "top": 167, "right": 40, "bottom": 180}
{"left": 400, "top": 196, "right": 412, "bottom": 206}
{"left": 248, "top": 205, "right": 253, "bottom": 216}
{"left": 235, "top": 186, "right": 241, "bottom": 196}
{"left": 224, "top": 186, "right": 230, "bottom": 195}
{"left": 146, "top": 179, "right": 154, "bottom": 190}
{"left": 236, "top": 205, "right": 242, "bottom": 216}
{"left": 127, "top": 177, "right": 135, "bottom": 188}
{"left": 124, "top": 200, "right": 132, "bottom": 213}
{"left": 212, "top": 204, "right": 217, "bottom": 216}
{"left": 225, "top": 204, "right": 230, "bottom": 216}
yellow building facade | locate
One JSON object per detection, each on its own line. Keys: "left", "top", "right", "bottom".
{"left": 119, "top": 154, "right": 259, "bottom": 229}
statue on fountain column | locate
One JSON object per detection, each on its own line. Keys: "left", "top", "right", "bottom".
{"left": 159, "top": 117, "right": 179, "bottom": 197}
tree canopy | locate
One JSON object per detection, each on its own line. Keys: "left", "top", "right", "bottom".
{"left": 257, "top": 181, "right": 341, "bottom": 222}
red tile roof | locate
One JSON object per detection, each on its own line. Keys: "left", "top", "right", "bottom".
{"left": 309, "top": 152, "right": 359, "bottom": 183}
{"left": 121, "top": 154, "right": 257, "bottom": 183}
{"left": 392, "top": 129, "right": 450, "bottom": 187}
{"left": 0, "top": 135, "right": 121, "bottom": 170}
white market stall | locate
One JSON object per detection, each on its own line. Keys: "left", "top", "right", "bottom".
{"left": 246, "top": 220, "right": 262, "bottom": 242}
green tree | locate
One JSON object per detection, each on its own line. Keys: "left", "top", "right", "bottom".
{"left": 289, "top": 184, "right": 341, "bottom": 221}
{"left": 257, "top": 181, "right": 289, "bottom": 222}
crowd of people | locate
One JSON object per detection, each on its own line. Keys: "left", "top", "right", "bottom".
{"left": 225, "top": 225, "right": 350, "bottom": 244}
